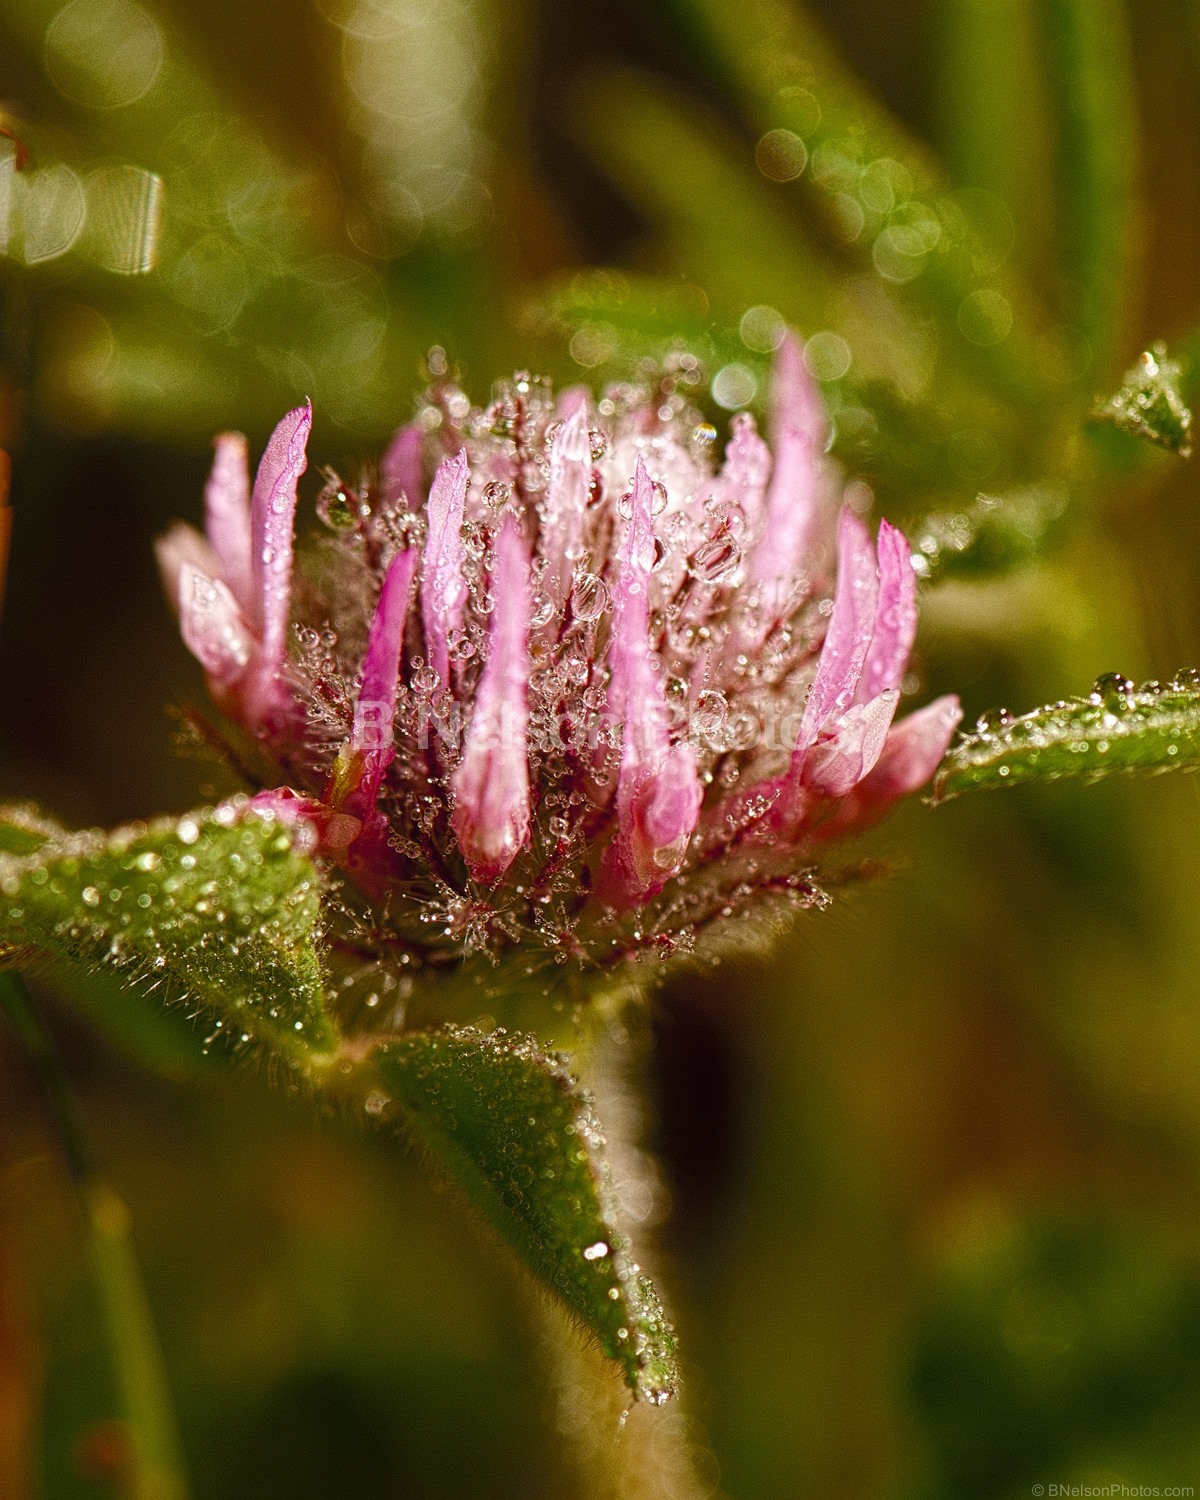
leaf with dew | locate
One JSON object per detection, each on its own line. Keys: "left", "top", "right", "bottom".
{"left": 0, "top": 800, "right": 335, "bottom": 1073}
{"left": 1093, "top": 344, "right": 1193, "bottom": 458}
{"left": 371, "top": 1026, "right": 678, "bottom": 1403}
{"left": 933, "top": 673, "right": 1200, "bottom": 802}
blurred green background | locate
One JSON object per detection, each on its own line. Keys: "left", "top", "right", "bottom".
{"left": 5, "top": 0, "right": 1200, "bottom": 1495}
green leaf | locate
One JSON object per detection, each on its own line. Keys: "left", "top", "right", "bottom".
{"left": 0, "top": 801, "right": 336, "bottom": 1073}
{"left": 1092, "top": 344, "right": 1194, "bottom": 457}
{"left": 372, "top": 1026, "right": 678, "bottom": 1403}
{"left": 910, "top": 484, "right": 1069, "bottom": 583}
{"left": 1038, "top": 0, "right": 1139, "bottom": 375}
{"left": 933, "top": 672, "right": 1200, "bottom": 801}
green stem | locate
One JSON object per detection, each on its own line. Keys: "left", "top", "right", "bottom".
{"left": 543, "top": 1003, "right": 709, "bottom": 1500}
{"left": 0, "top": 970, "right": 189, "bottom": 1500}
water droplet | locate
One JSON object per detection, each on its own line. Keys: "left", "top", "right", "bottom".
{"left": 82, "top": 885, "right": 101, "bottom": 907}
{"left": 582, "top": 1240, "right": 609, "bottom": 1260}
{"left": 1090, "top": 671, "right": 1134, "bottom": 708}
{"left": 974, "top": 707, "right": 1012, "bottom": 735}
{"left": 483, "top": 479, "right": 511, "bottom": 510}
{"left": 316, "top": 467, "right": 362, "bottom": 530}
{"left": 571, "top": 572, "right": 610, "bottom": 622}
{"left": 694, "top": 689, "right": 728, "bottom": 738}
{"left": 688, "top": 531, "right": 741, "bottom": 584}
{"left": 588, "top": 429, "right": 608, "bottom": 461}
{"left": 649, "top": 479, "right": 668, "bottom": 516}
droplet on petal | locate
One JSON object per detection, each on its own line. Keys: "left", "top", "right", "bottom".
{"left": 204, "top": 432, "right": 253, "bottom": 615}
{"left": 247, "top": 400, "right": 311, "bottom": 726}
{"left": 421, "top": 449, "right": 469, "bottom": 685}
{"left": 177, "top": 564, "right": 254, "bottom": 685}
{"left": 856, "top": 518, "right": 917, "bottom": 703}
{"left": 452, "top": 519, "right": 533, "bottom": 882}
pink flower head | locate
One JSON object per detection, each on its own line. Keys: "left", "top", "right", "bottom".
{"left": 159, "top": 349, "right": 957, "bottom": 972}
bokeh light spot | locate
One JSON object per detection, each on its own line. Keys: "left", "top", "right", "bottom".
{"left": 45, "top": 0, "right": 163, "bottom": 110}
{"left": 711, "top": 363, "right": 758, "bottom": 409}
{"left": 755, "top": 128, "right": 808, "bottom": 182}
{"left": 739, "top": 304, "right": 786, "bottom": 353}
{"left": 958, "top": 289, "right": 1014, "bottom": 346}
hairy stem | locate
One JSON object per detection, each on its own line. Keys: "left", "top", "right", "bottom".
{"left": 540, "top": 1002, "right": 709, "bottom": 1500}
{"left": 0, "top": 970, "right": 189, "bottom": 1500}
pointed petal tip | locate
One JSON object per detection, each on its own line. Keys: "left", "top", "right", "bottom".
{"left": 771, "top": 328, "right": 826, "bottom": 449}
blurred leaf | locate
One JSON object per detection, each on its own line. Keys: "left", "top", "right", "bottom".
{"left": 1092, "top": 344, "right": 1193, "bottom": 457}
{"left": 911, "top": 485, "right": 1069, "bottom": 584}
{"left": 653, "top": 0, "right": 1052, "bottom": 410}
{"left": 1038, "top": 0, "right": 1139, "bottom": 376}
{"left": 374, "top": 1026, "right": 678, "bottom": 1403}
{"left": 0, "top": 801, "right": 335, "bottom": 1072}
{"left": 934, "top": 0, "right": 1053, "bottom": 281}
{"left": 0, "top": 970, "right": 188, "bottom": 1500}
{"left": 572, "top": 72, "right": 837, "bottom": 334}
{"left": 934, "top": 672, "right": 1200, "bottom": 801}
{"left": 560, "top": 75, "right": 1048, "bottom": 510}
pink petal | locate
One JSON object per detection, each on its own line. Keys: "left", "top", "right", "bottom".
{"left": 749, "top": 330, "right": 827, "bottom": 594}
{"left": 452, "top": 519, "right": 532, "bottom": 882}
{"left": 860, "top": 694, "right": 963, "bottom": 802}
{"left": 155, "top": 523, "right": 219, "bottom": 615}
{"left": 771, "top": 328, "right": 826, "bottom": 450}
{"left": 801, "top": 689, "right": 899, "bottom": 799}
{"left": 716, "top": 412, "right": 771, "bottom": 530}
{"left": 542, "top": 403, "right": 591, "bottom": 607}
{"left": 601, "top": 457, "right": 702, "bottom": 904}
{"left": 856, "top": 518, "right": 917, "bottom": 703}
{"left": 381, "top": 423, "right": 424, "bottom": 505}
{"left": 342, "top": 548, "right": 418, "bottom": 818}
{"left": 813, "top": 695, "right": 963, "bottom": 841}
{"left": 204, "top": 432, "right": 253, "bottom": 616}
{"left": 420, "top": 449, "right": 469, "bottom": 685}
{"left": 177, "top": 564, "right": 255, "bottom": 686}
{"left": 248, "top": 401, "right": 311, "bottom": 724}
{"left": 790, "top": 507, "right": 880, "bottom": 775}
{"left": 556, "top": 385, "right": 590, "bottom": 418}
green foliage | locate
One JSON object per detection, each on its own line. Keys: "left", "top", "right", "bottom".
{"left": 1093, "top": 344, "right": 1194, "bottom": 456}
{"left": 373, "top": 1027, "right": 678, "bottom": 1403}
{"left": 0, "top": 801, "right": 678, "bottom": 1400}
{"left": 910, "top": 485, "right": 1069, "bottom": 583}
{"left": 934, "top": 673, "right": 1200, "bottom": 801}
{"left": 0, "top": 801, "right": 336, "bottom": 1072}
{"left": 1038, "top": 0, "right": 1139, "bottom": 374}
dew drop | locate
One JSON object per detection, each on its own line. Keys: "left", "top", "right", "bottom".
{"left": 571, "top": 572, "right": 610, "bottom": 622}
{"left": 316, "top": 467, "right": 362, "bottom": 530}
{"left": 688, "top": 531, "right": 741, "bottom": 584}
{"left": 1090, "top": 672, "right": 1134, "bottom": 709}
